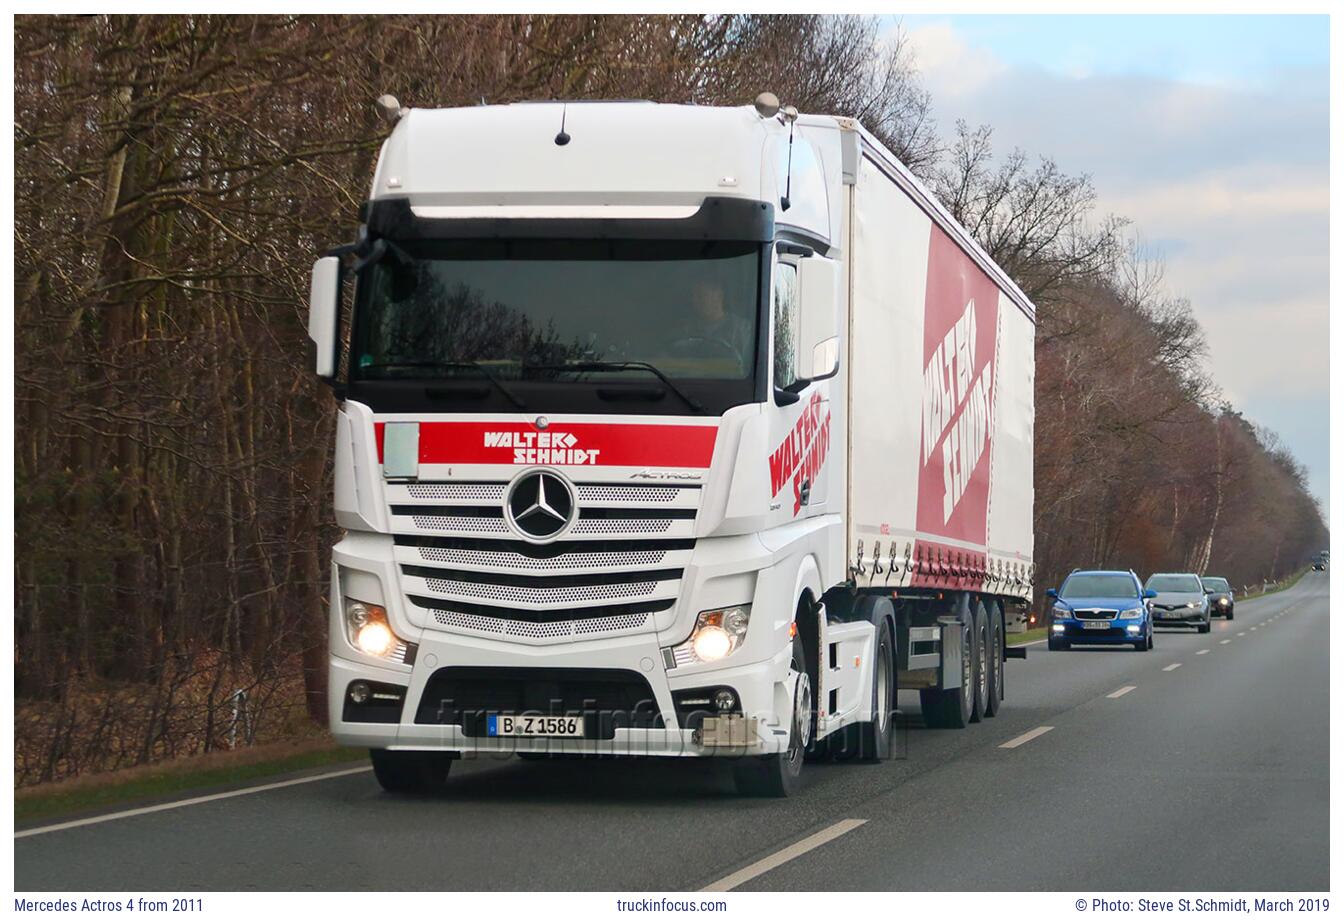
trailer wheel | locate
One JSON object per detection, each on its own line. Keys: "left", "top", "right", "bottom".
{"left": 734, "top": 637, "right": 808, "bottom": 797}
{"left": 919, "top": 611, "right": 975, "bottom": 729}
{"left": 370, "top": 749, "right": 453, "bottom": 794}
{"left": 970, "top": 602, "right": 989, "bottom": 723}
{"left": 983, "top": 601, "right": 1003, "bottom": 717}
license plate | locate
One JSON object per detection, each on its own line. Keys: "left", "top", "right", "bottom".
{"left": 487, "top": 714, "right": 585, "bottom": 738}
{"left": 1083, "top": 620, "right": 1112, "bottom": 630}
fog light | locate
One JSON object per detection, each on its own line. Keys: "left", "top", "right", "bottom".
{"left": 693, "top": 626, "right": 733, "bottom": 662}
{"left": 348, "top": 681, "right": 371, "bottom": 704}
{"left": 1052, "top": 624, "right": 1065, "bottom": 633}
{"left": 356, "top": 621, "right": 394, "bottom": 656}
{"left": 714, "top": 689, "right": 737, "bottom": 712}
{"left": 1126, "top": 624, "right": 1140, "bottom": 633}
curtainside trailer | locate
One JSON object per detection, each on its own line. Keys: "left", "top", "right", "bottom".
{"left": 307, "top": 95, "right": 1035, "bottom": 796}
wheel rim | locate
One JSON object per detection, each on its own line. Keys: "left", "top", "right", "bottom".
{"left": 792, "top": 671, "right": 813, "bottom": 757}
{"left": 994, "top": 625, "right": 1003, "bottom": 693}
{"left": 978, "top": 622, "right": 989, "bottom": 704}
{"left": 961, "top": 621, "right": 973, "bottom": 709}
{"left": 876, "top": 646, "right": 891, "bottom": 732}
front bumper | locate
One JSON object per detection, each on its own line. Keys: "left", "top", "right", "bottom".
{"left": 1054, "top": 619, "right": 1148, "bottom": 643}
{"left": 329, "top": 627, "right": 794, "bottom": 758}
{"left": 1152, "top": 609, "right": 1206, "bottom": 625}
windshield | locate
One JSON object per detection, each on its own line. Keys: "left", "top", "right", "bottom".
{"left": 1060, "top": 573, "right": 1138, "bottom": 599}
{"left": 351, "top": 239, "right": 760, "bottom": 384}
{"left": 1146, "top": 574, "right": 1202, "bottom": 593}
{"left": 1202, "top": 577, "right": 1230, "bottom": 592}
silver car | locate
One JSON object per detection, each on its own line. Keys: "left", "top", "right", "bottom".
{"left": 1145, "top": 573, "right": 1211, "bottom": 633}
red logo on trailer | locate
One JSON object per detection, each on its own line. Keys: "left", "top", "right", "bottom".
{"left": 375, "top": 421, "right": 718, "bottom": 468}
{"left": 914, "top": 225, "right": 1000, "bottom": 560}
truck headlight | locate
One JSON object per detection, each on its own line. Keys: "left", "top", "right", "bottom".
{"left": 676, "top": 605, "right": 751, "bottom": 664}
{"left": 345, "top": 599, "right": 396, "bottom": 657}
{"left": 1118, "top": 606, "right": 1144, "bottom": 619}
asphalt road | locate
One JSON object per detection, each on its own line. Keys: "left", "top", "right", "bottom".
{"left": 15, "top": 572, "right": 1329, "bottom": 891}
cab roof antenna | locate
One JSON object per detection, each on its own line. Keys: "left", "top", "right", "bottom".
{"left": 779, "top": 104, "right": 799, "bottom": 212}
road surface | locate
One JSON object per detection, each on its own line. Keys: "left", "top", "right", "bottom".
{"left": 15, "top": 573, "right": 1329, "bottom": 891}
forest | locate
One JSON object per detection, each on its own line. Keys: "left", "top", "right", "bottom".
{"left": 13, "top": 14, "right": 1327, "bottom": 785}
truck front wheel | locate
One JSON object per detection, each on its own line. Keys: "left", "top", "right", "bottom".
{"left": 734, "top": 638, "right": 809, "bottom": 797}
{"left": 370, "top": 749, "right": 454, "bottom": 794}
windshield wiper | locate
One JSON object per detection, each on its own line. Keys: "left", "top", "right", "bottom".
{"left": 524, "top": 361, "right": 705, "bottom": 413}
{"left": 361, "top": 361, "right": 527, "bottom": 409}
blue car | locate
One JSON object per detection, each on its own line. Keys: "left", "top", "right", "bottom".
{"left": 1046, "top": 570, "right": 1155, "bottom": 652}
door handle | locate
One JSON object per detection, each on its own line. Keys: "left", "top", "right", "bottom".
{"left": 799, "top": 478, "right": 811, "bottom": 507}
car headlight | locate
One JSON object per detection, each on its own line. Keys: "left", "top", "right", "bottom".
{"left": 344, "top": 598, "right": 398, "bottom": 658}
{"left": 1118, "top": 606, "right": 1145, "bottom": 619}
{"left": 1186, "top": 601, "right": 1200, "bottom": 609}
{"left": 674, "top": 605, "right": 751, "bottom": 664}
{"left": 1217, "top": 597, "right": 1230, "bottom": 606}
{"left": 1052, "top": 606, "right": 1072, "bottom": 620}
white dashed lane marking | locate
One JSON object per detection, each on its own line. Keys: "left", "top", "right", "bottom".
{"left": 702, "top": 819, "right": 868, "bottom": 891}
{"left": 1000, "top": 726, "right": 1055, "bottom": 748}
{"left": 1106, "top": 686, "right": 1137, "bottom": 699}
{"left": 1196, "top": 649, "right": 1210, "bottom": 655}
{"left": 1163, "top": 663, "right": 1182, "bottom": 671}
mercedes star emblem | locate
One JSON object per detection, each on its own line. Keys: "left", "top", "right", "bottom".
{"left": 506, "top": 470, "right": 576, "bottom": 540}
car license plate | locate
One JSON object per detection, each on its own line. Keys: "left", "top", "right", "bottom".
{"left": 1083, "top": 620, "right": 1111, "bottom": 630}
{"left": 487, "top": 714, "right": 585, "bottom": 738}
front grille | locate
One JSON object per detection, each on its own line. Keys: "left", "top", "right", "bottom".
{"left": 389, "top": 479, "right": 702, "bottom": 642}
{"left": 429, "top": 608, "right": 652, "bottom": 640}
{"left": 414, "top": 666, "right": 664, "bottom": 738}
{"left": 1074, "top": 608, "right": 1116, "bottom": 621}
{"left": 410, "top": 595, "right": 673, "bottom": 624}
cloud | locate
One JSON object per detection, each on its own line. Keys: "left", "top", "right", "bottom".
{"left": 903, "top": 19, "right": 1330, "bottom": 505}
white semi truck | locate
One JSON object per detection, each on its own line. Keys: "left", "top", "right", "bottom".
{"left": 308, "top": 96, "right": 1036, "bottom": 796}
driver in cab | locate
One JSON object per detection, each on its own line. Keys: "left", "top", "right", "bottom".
{"left": 676, "top": 279, "right": 753, "bottom": 374}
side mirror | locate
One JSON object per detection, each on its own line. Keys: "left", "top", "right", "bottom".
{"left": 1045, "top": 588, "right": 1058, "bottom": 599}
{"left": 309, "top": 256, "right": 341, "bottom": 379}
{"left": 796, "top": 256, "right": 839, "bottom": 381}
{"left": 1143, "top": 589, "right": 1158, "bottom": 599}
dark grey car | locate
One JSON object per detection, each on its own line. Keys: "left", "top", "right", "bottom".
{"left": 1201, "top": 575, "right": 1235, "bottom": 620}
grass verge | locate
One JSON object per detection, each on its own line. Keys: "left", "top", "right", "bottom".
{"left": 1240, "top": 567, "right": 1309, "bottom": 601}
{"left": 1007, "top": 626, "right": 1047, "bottom": 646}
{"left": 15, "top": 738, "right": 365, "bottom": 825}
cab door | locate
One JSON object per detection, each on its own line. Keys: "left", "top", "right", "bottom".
{"left": 764, "top": 247, "right": 836, "bottom": 527}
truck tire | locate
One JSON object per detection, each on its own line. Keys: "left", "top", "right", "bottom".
{"left": 970, "top": 602, "right": 989, "bottom": 723}
{"left": 843, "top": 621, "right": 895, "bottom": 762}
{"left": 734, "top": 637, "right": 809, "bottom": 797}
{"left": 983, "top": 601, "right": 1003, "bottom": 717}
{"left": 919, "top": 610, "right": 975, "bottom": 729}
{"left": 370, "top": 749, "right": 453, "bottom": 794}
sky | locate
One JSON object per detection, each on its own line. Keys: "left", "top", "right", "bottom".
{"left": 890, "top": 14, "right": 1330, "bottom": 516}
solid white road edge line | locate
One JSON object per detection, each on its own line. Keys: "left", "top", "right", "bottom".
{"left": 702, "top": 818, "right": 868, "bottom": 891}
{"left": 15, "top": 766, "right": 373, "bottom": 839}
{"left": 1106, "top": 686, "right": 1137, "bottom": 699}
{"left": 1163, "top": 663, "right": 1182, "bottom": 671}
{"left": 999, "top": 726, "right": 1055, "bottom": 749}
